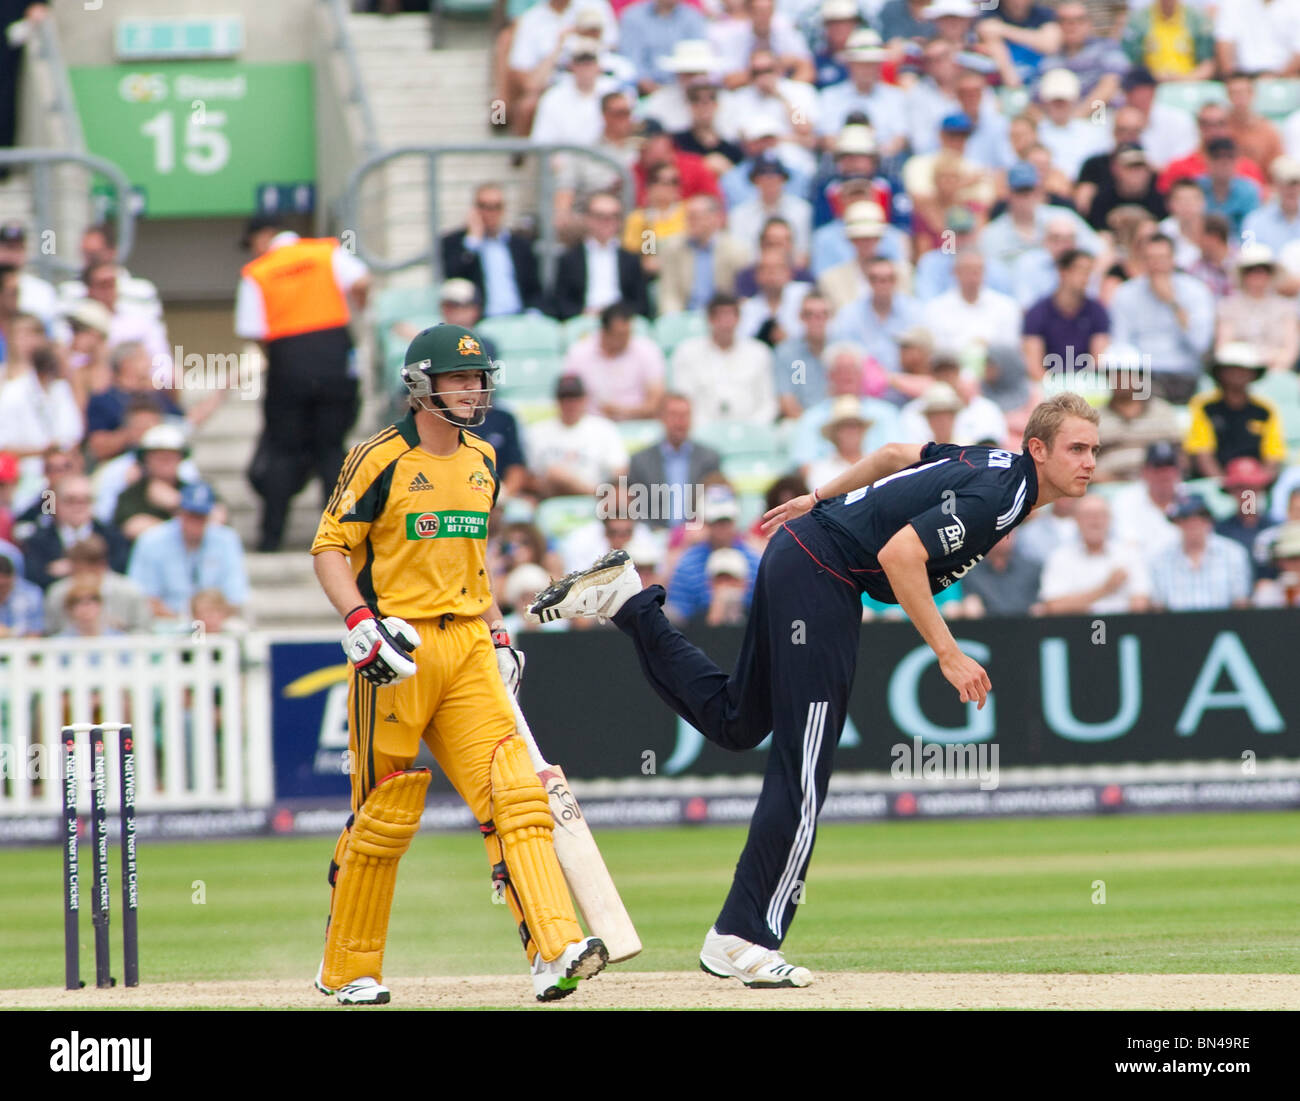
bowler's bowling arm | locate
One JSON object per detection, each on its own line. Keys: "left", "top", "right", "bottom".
{"left": 814, "top": 442, "right": 925, "bottom": 501}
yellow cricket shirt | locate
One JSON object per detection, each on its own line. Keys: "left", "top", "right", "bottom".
{"left": 312, "top": 410, "right": 500, "bottom": 619}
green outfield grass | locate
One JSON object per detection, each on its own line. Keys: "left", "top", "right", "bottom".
{"left": 3, "top": 812, "right": 1299, "bottom": 990}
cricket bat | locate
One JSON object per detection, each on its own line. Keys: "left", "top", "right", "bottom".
{"left": 508, "top": 692, "right": 642, "bottom": 962}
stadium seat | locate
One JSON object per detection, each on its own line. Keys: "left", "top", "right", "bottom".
{"left": 478, "top": 313, "right": 563, "bottom": 355}
{"left": 723, "top": 453, "right": 793, "bottom": 497}
{"left": 616, "top": 418, "right": 662, "bottom": 453}
{"left": 654, "top": 310, "right": 706, "bottom": 358}
{"left": 695, "top": 421, "right": 788, "bottom": 461}
{"left": 535, "top": 495, "right": 598, "bottom": 541}
{"left": 493, "top": 353, "right": 565, "bottom": 404}
{"left": 1253, "top": 370, "right": 1300, "bottom": 453}
{"left": 1182, "top": 476, "right": 1236, "bottom": 521}
{"left": 376, "top": 285, "right": 440, "bottom": 330}
{"left": 1155, "top": 80, "right": 1226, "bottom": 115}
{"left": 997, "top": 86, "right": 1030, "bottom": 117}
{"left": 1253, "top": 79, "right": 1300, "bottom": 121}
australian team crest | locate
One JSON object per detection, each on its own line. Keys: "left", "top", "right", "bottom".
{"left": 468, "top": 469, "right": 491, "bottom": 494}
{"left": 458, "top": 334, "right": 481, "bottom": 357}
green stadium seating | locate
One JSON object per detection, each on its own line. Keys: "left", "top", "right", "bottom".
{"left": 478, "top": 313, "right": 564, "bottom": 358}
{"left": 694, "top": 421, "right": 788, "bottom": 461}
{"left": 997, "top": 86, "right": 1030, "bottom": 117}
{"left": 616, "top": 418, "right": 662, "bottom": 453}
{"left": 1253, "top": 79, "right": 1300, "bottom": 121}
{"left": 1182, "top": 476, "right": 1237, "bottom": 521}
{"left": 1253, "top": 370, "right": 1300, "bottom": 453}
{"left": 375, "top": 285, "right": 440, "bottom": 330}
{"left": 723, "top": 453, "right": 793, "bottom": 497}
{"left": 493, "top": 353, "right": 565, "bottom": 404}
{"left": 1155, "top": 80, "right": 1227, "bottom": 115}
{"left": 534, "top": 495, "right": 597, "bottom": 541}
{"left": 654, "top": 310, "right": 706, "bottom": 358}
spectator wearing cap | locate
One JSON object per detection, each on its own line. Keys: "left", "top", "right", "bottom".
{"left": 827, "top": 256, "right": 923, "bottom": 372}
{"left": 1082, "top": 142, "right": 1167, "bottom": 232}
{"left": 1120, "top": 67, "right": 1199, "bottom": 173}
{"left": 235, "top": 215, "right": 370, "bottom": 552}
{"left": 1075, "top": 105, "right": 1147, "bottom": 220}
{"left": 773, "top": 290, "right": 833, "bottom": 418}
{"left": 697, "top": 546, "right": 751, "bottom": 626}
{"left": 817, "top": 202, "right": 901, "bottom": 314}
{"left": 980, "top": 161, "right": 1099, "bottom": 276}
{"left": 1121, "top": 0, "right": 1215, "bottom": 83}
{"left": 710, "top": 0, "right": 815, "bottom": 88}
{"left": 812, "top": 125, "right": 895, "bottom": 230}
{"left": 84, "top": 342, "right": 184, "bottom": 463}
{"left": 1158, "top": 101, "right": 1268, "bottom": 196}
{"left": 1109, "top": 233, "right": 1215, "bottom": 403}
{"left": 1036, "top": 2, "right": 1128, "bottom": 108}
{"left": 739, "top": 251, "right": 813, "bottom": 345}
{"left": 1184, "top": 342, "right": 1288, "bottom": 480}
{"left": 789, "top": 344, "right": 902, "bottom": 469}
{"left": 0, "top": 554, "right": 42, "bottom": 638}
{"left": 0, "top": 346, "right": 82, "bottom": 489}
{"left": 809, "top": 177, "right": 911, "bottom": 277}
{"left": 671, "top": 76, "right": 745, "bottom": 175}
{"left": 562, "top": 301, "right": 666, "bottom": 420}
{"left": 1254, "top": 520, "right": 1300, "bottom": 606}
{"left": 1011, "top": 212, "right": 1092, "bottom": 308}
{"left": 43, "top": 534, "right": 150, "bottom": 636}
{"left": 1213, "top": 0, "right": 1300, "bottom": 77}
{"left": 1038, "top": 495, "right": 1151, "bottom": 616}
{"left": 624, "top": 161, "right": 688, "bottom": 275}
{"left": 1035, "top": 68, "right": 1112, "bottom": 181}
{"left": 806, "top": 395, "right": 872, "bottom": 489}
{"left": 1252, "top": 484, "right": 1300, "bottom": 586}
{"left": 1224, "top": 71, "right": 1284, "bottom": 175}
{"left": 1148, "top": 492, "right": 1252, "bottom": 611}
{"left": 1217, "top": 245, "right": 1299, "bottom": 373}
{"left": 725, "top": 47, "right": 820, "bottom": 151}
{"left": 961, "top": 529, "right": 1043, "bottom": 618}
{"left": 1196, "top": 137, "right": 1261, "bottom": 236}
{"left": 392, "top": 279, "right": 497, "bottom": 359}
{"left": 899, "top": 352, "right": 1006, "bottom": 446}
{"left": 127, "top": 482, "right": 248, "bottom": 622}
{"left": 729, "top": 155, "right": 813, "bottom": 265}
{"left": 23, "top": 473, "right": 129, "bottom": 589}
{"left": 974, "top": 0, "right": 1061, "bottom": 88}
{"left": 921, "top": 250, "right": 1022, "bottom": 359}
{"left": 642, "top": 40, "right": 733, "bottom": 137}
{"left": 553, "top": 90, "right": 639, "bottom": 225}
{"left": 441, "top": 185, "right": 542, "bottom": 319}
{"left": 549, "top": 193, "right": 651, "bottom": 320}
{"left": 505, "top": 0, "right": 618, "bottom": 139}
{"left": 1240, "top": 156, "right": 1300, "bottom": 255}
{"left": 670, "top": 292, "right": 777, "bottom": 423}
{"left": 619, "top": 0, "right": 709, "bottom": 93}
{"left": 665, "top": 485, "right": 760, "bottom": 622}
{"left": 812, "top": 0, "right": 862, "bottom": 89}
{"left": 1215, "top": 455, "right": 1275, "bottom": 568}
{"left": 903, "top": 114, "right": 997, "bottom": 236}
{"left": 526, "top": 374, "right": 629, "bottom": 498}
{"left": 57, "top": 222, "right": 162, "bottom": 321}
{"left": 656, "top": 195, "right": 750, "bottom": 313}
{"left": 817, "top": 29, "right": 909, "bottom": 157}
{"left": 1094, "top": 361, "right": 1182, "bottom": 483}
{"left": 111, "top": 422, "right": 198, "bottom": 541}
{"left": 625, "top": 392, "right": 722, "bottom": 529}
{"left": 1112, "top": 440, "right": 1184, "bottom": 555}
{"left": 920, "top": 0, "right": 983, "bottom": 50}
{"left": 0, "top": 221, "right": 58, "bottom": 329}
{"left": 719, "top": 116, "right": 814, "bottom": 209}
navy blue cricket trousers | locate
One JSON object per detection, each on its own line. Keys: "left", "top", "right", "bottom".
{"left": 612, "top": 514, "right": 863, "bottom": 948}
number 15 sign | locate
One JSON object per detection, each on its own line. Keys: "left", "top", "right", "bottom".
{"left": 70, "top": 62, "right": 316, "bottom": 218}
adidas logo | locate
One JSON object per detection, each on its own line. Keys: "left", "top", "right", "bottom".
{"left": 408, "top": 472, "right": 434, "bottom": 492}
{"left": 384, "top": 712, "right": 399, "bottom": 723}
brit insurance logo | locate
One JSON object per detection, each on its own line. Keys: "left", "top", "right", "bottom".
{"left": 937, "top": 515, "right": 966, "bottom": 555}
{"left": 411, "top": 512, "right": 440, "bottom": 539}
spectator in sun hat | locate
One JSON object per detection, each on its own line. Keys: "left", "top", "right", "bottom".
{"left": 1184, "top": 342, "right": 1287, "bottom": 481}
{"left": 1217, "top": 244, "right": 1298, "bottom": 375}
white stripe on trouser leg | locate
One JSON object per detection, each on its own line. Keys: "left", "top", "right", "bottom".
{"left": 765, "top": 700, "right": 828, "bottom": 940}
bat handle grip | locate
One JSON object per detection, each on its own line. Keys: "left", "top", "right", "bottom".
{"left": 507, "top": 692, "right": 549, "bottom": 773}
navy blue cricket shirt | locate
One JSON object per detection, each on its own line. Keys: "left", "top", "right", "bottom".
{"left": 811, "top": 442, "right": 1039, "bottom": 604}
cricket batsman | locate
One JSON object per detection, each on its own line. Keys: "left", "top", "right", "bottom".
{"left": 529, "top": 393, "right": 1101, "bottom": 987}
{"left": 310, "top": 324, "right": 607, "bottom": 1004}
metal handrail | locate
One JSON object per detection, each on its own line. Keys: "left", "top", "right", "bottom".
{"left": 321, "top": 0, "right": 382, "bottom": 159}
{"left": 0, "top": 150, "right": 136, "bottom": 281}
{"left": 29, "top": 11, "right": 86, "bottom": 153}
{"left": 338, "top": 140, "right": 638, "bottom": 288}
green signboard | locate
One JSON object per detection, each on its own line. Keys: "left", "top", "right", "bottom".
{"left": 70, "top": 62, "right": 316, "bottom": 218}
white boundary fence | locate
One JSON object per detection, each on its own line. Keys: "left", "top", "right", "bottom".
{"left": 0, "top": 633, "right": 272, "bottom": 815}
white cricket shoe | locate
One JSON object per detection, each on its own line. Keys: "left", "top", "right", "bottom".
{"left": 316, "top": 961, "right": 391, "bottom": 1005}
{"left": 532, "top": 936, "right": 609, "bottom": 1002}
{"left": 699, "top": 927, "right": 814, "bottom": 988}
{"left": 313, "top": 959, "right": 335, "bottom": 996}
{"left": 527, "top": 550, "right": 641, "bottom": 625}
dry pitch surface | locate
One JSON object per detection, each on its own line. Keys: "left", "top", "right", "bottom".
{"left": 4, "top": 971, "right": 1299, "bottom": 1010}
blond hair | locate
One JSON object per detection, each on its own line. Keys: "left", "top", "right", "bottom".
{"left": 1022, "top": 393, "right": 1099, "bottom": 451}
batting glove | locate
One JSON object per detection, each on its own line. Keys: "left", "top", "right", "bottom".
{"left": 493, "top": 626, "right": 525, "bottom": 697}
{"left": 343, "top": 607, "right": 420, "bottom": 687}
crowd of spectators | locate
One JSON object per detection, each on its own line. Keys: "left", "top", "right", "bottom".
{"left": 429, "top": 0, "right": 1300, "bottom": 630}
{"left": 0, "top": 222, "right": 248, "bottom": 639}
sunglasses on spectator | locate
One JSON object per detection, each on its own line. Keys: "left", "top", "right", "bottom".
{"left": 476, "top": 200, "right": 504, "bottom": 210}
{"left": 751, "top": 67, "right": 776, "bottom": 77}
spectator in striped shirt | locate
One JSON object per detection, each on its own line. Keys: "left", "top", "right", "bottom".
{"left": 1148, "top": 492, "right": 1252, "bottom": 611}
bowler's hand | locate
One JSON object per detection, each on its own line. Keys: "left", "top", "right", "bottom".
{"left": 939, "top": 650, "right": 991, "bottom": 710}
{"left": 760, "top": 493, "right": 815, "bottom": 537}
